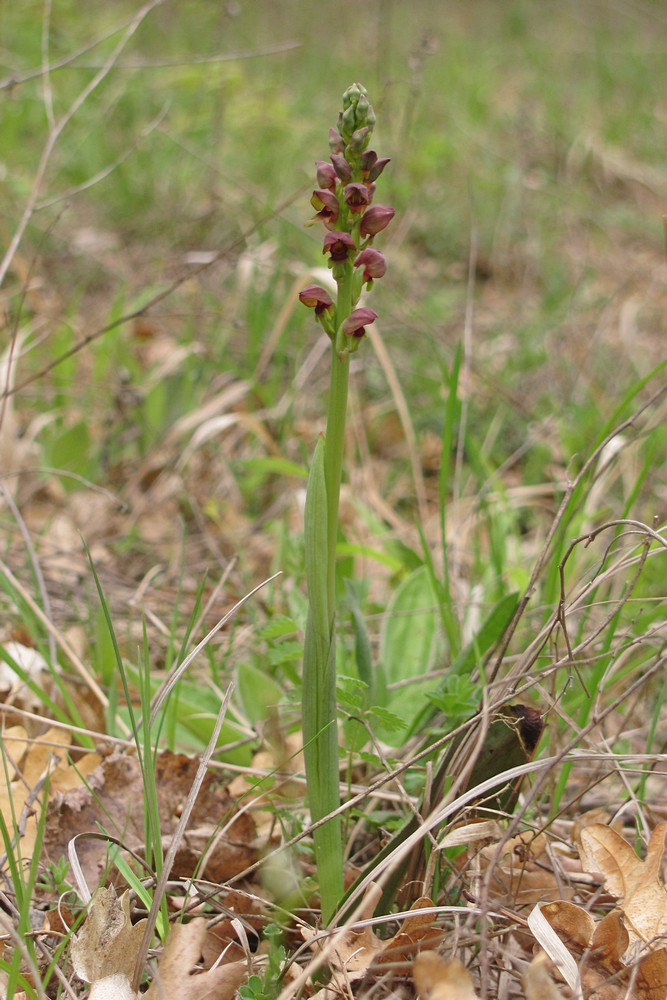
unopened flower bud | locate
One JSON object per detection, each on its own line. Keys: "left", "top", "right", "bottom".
{"left": 329, "top": 128, "right": 345, "bottom": 155}
{"left": 330, "top": 153, "right": 352, "bottom": 183}
{"left": 360, "top": 204, "right": 395, "bottom": 238}
{"left": 323, "top": 231, "right": 356, "bottom": 262}
{"left": 360, "top": 150, "right": 391, "bottom": 183}
{"left": 338, "top": 83, "right": 375, "bottom": 144}
{"left": 347, "top": 126, "right": 370, "bottom": 154}
{"left": 316, "top": 160, "right": 337, "bottom": 191}
{"left": 342, "top": 307, "right": 378, "bottom": 339}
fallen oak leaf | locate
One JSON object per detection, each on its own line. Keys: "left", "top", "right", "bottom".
{"left": 143, "top": 918, "right": 246, "bottom": 1000}
{"left": 534, "top": 899, "right": 667, "bottom": 1000}
{"left": 578, "top": 823, "right": 667, "bottom": 944}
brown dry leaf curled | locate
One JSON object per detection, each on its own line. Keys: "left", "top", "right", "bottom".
{"left": 412, "top": 951, "right": 478, "bottom": 1000}
{"left": 536, "top": 899, "right": 667, "bottom": 1000}
{"left": 578, "top": 823, "right": 667, "bottom": 943}
{"left": 144, "top": 918, "right": 246, "bottom": 1000}
{"left": 71, "top": 885, "right": 146, "bottom": 984}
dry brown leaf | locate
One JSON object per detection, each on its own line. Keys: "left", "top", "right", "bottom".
{"left": 368, "top": 897, "right": 443, "bottom": 976}
{"left": 579, "top": 823, "right": 667, "bottom": 943}
{"left": 522, "top": 952, "right": 568, "bottom": 1000}
{"left": 302, "top": 882, "right": 383, "bottom": 974}
{"left": 591, "top": 911, "right": 630, "bottom": 968}
{"left": 0, "top": 725, "right": 101, "bottom": 862}
{"left": 144, "top": 918, "right": 246, "bottom": 1000}
{"left": 633, "top": 947, "right": 667, "bottom": 1000}
{"left": 303, "top": 888, "right": 442, "bottom": 991}
{"left": 541, "top": 900, "right": 596, "bottom": 953}
{"left": 43, "top": 749, "right": 256, "bottom": 890}
{"left": 466, "top": 831, "right": 567, "bottom": 908}
{"left": 412, "top": 951, "right": 477, "bottom": 1000}
{"left": 71, "top": 885, "right": 146, "bottom": 984}
{"left": 537, "top": 899, "right": 667, "bottom": 1000}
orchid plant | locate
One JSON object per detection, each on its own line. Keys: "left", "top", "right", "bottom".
{"left": 299, "top": 83, "right": 394, "bottom": 921}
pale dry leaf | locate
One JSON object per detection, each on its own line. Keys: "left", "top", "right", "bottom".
{"left": 88, "top": 972, "right": 136, "bottom": 1000}
{"left": 71, "top": 886, "right": 147, "bottom": 984}
{"left": 522, "top": 952, "right": 567, "bottom": 1000}
{"left": 578, "top": 823, "right": 667, "bottom": 943}
{"left": 412, "top": 951, "right": 477, "bottom": 1000}
{"left": 143, "top": 918, "right": 246, "bottom": 1000}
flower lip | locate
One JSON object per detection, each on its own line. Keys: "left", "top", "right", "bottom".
{"left": 299, "top": 284, "right": 334, "bottom": 314}
{"left": 323, "top": 231, "right": 356, "bottom": 262}
{"left": 342, "top": 307, "right": 378, "bottom": 338}
{"left": 360, "top": 204, "right": 395, "bottom": 238}
{"left": 354, "top": 248, "right": 387, "bottom": 281}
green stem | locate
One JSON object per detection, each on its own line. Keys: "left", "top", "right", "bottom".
{"left": 302, "top": 261, "right": 354, "bottom": 922}
{"left": 324, "top": 344, "right": 350, "bottom": 621}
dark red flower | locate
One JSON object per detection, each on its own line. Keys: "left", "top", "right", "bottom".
{"left": 311, "top": 188, "right": 340, "bottom": 227}
{"left": 360, "top": 204, "right": 395, "bottom": 238}
{"left": 299, "top": 284, "right": 334, "bottom": 314}
{"left": 342, "top": 307, "right": 378, "bottom": 338}
{"left": 343, "top": 182, "right": 370, "bottom": 214}
{"left": 322, "top": 231, "right": 356, "bottom": 262}
{"left": 354, "top": 248, "right": 387, "bottom": 282}
{"left": 360, "top": 150, "right": 391, "bottom": 183}
{"left": 330, "top": 153, "right": 352, "bottom": 183}
{"left": 315, "top": 160, "right": 337, "bottom": 191}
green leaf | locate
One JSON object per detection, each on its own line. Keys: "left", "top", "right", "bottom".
{"left": 405, "top": 590, "right": 518, "bottom": 739}
{"left": 266, "top": 640, "right": 304, "bottom": 667}
{"left": 237, "top": 662, "right": 284, "bottom": 723}
{"left": 259, "top": 616, "right": 300, "bottom": 641}
{"left": 379, "top": 565, "right": 442, "bottom": 737}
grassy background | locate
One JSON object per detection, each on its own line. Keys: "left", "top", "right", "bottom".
{"left": 1, "top": 0, "right": 665, "bottom": 758}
